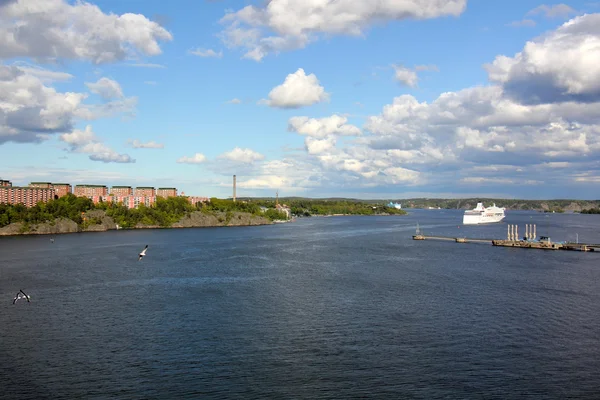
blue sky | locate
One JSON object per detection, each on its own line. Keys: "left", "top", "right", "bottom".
{"left": 1, "top": 0, "right": 600, "bottom": 199}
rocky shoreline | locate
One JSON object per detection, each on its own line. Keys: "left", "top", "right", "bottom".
{"left": 0, "top": 210, "right": 273, "bottom": 237}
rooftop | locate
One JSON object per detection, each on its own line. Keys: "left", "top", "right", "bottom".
{"left": 75, "top": 184, "right": 107, "bottom": 188}
{"left": 0, "top": 186, "right": 54, "bottom": 190}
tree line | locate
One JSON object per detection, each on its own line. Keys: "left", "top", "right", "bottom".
{"left": 0, "top": 194, "right": 290, "bottom": 229}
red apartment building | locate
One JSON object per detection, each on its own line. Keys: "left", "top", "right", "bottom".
{"left": 29, "top": 182, "right": 53, "bottom": 189}
{"left": 157, "top": 187, "right": 177, "bottom": 198}
{"left": 110, "top": 186, "right": 133, "bottom": 196}
{"left": 74, "top": 184, "right": 108, "bottom": 198}
{"left": 29, "top": 182, "right": 71, "bottom": 198}
{"left": 52, "top": 183, "right": 72, "bottom": 198}
{"left": 135, "top": 187, "right": 155, "bottom": 197}
{"left": 0, "top": 186, "right": 55, "bottom": 207}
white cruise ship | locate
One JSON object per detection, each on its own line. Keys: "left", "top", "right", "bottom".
{"left": 462, "top": 202, "right": 506, "bottom": 225}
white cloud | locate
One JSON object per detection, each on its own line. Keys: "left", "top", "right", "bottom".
{"left": 177, "top": 153, "right": 207, "bottom": 164}
{"left": 60, "top": 125, "right": 135, "bottom": 163}
{"left": 486, "top": 13, "right": 600, "bottom": 104}
{"left": 288, "top": 114, "right": 361, "bottom": 138}
{"left": 305, "top": 136, "right": 336, "bottom": 155}
{"left": 526, "top": 4, "right": 577, "bottom": 19}
{"left": 188, "top": 48, "right": 223, "bottom": 58}
{"left": 0, "top": 0, "right": 173, "bottom": 64}
{"left": 129, "top": 139, "right": 164, "bottom": 149}
{"left": 263, "top": 68, "right": 329, "bottom": 108}
{"left": 0, "top": 64, "right": 86, "bottom": 144}
{"left": 86, "top": 77, "right": 124, "bottom": 100}
{"left": 393, "top": 66, "right": 419, "bottom": 87}
{"left": 227, "top": 98, "right": 242, "bottom": 104}
{"left": 393, "top": 64, "right": 439, "bottom": 87}
{"left": 218, "top": 147, "right": 265, "bottom": 163}
{"left": 219, "top": 0, "right": 467, "bottom": 60}
{"left": 9, "top": 63, "right": 74, "bottom": 83}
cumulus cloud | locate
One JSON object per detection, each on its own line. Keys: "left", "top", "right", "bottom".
{"left": 392, "top": 64, "right": 439, "bottom": 87}
{"left": 227, "top": 98, "right": 242, "bottom": 104}
{"left": 86, "top": 77, "right": 124, "bottom": 100}
{"left": 218, "top": 147, "right": 265, "bottom": 163}
{"left": 486, "top": 14, "right": 600, "bottom": 104}
{"left": 177, "top": 153, "right": 207, "bottom": 164}
{"left": 218, "top": 0, "right": 467, "bottom": 60}
{"left": 263, "top": 68, "right": 329, "bottom": 108}
{"left": 288, "top": 115, "right": 361, "bottom": 138}
{"left": 129, "top": 139, "right": 164, "bottom": 149}
{"left": 305, "top": 136, "right": 336, "bottom": 155}
{"left": 188, "top": 48, "right": 223, "bottom": 58}
{"left": 0, "top": 0, "right": 172, "bottom": 64}
{"left": 393, "top": 66, "right": 419, "bottom": 87}
{"left": 265, "top": 14, "right": 600, "bottom": 195}
{"left": 60, "top": 125, "right": 135, "bottom": 163}
{"left": 0, "top": 64, "right": 86, "bottom": 144}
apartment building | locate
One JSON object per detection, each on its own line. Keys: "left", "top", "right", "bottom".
{"left": 0, "top": 186, "right": 55, "bottom": 207}
{"left": 134, "top": 187, "right": 155, "bottom": 197}
{"left": 187, "top": 196, "right": 209, "bottom": 206}
{"left": 107, "top": 195, "right": 156, "bottom": 209}
{"left": 156, "top": 187, "right": 177, "bottom": 198}
{"left": 29, "top": 182, "right": 53, "bottom": 189}
{"left": 28, "top": 182, "right": 71, "bottom": 198}
{"left": 110, "top": 186, "right": 133, "bottom": 196}
{"left": 74, "top": 184, "right": 108, "bottom": 198}
{"left": 52, "top": 183, "right": 72, "bottom": 198}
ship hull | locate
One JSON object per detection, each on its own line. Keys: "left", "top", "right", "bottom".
{"left": 463, "top": 214, "right": 505, "bottom": 225}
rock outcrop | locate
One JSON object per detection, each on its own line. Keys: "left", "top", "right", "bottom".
{"left": 0, "top": 210, "right": 273, "bottom": 236}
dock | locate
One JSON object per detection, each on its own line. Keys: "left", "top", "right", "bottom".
{"left": 412, "top": 223, "right": 599, "bottom": 252}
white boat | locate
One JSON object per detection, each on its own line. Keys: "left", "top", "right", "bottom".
{"left": 463, "top": 202, "right": 505, "bottom": 225}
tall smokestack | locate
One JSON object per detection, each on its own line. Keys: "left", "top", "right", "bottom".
{"left": 233, "top": 175, "right": 236, "bottom": 202}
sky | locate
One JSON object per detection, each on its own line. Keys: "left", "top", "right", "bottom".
{"left": 1, "top": 0, "right": 600, "bottom": 200}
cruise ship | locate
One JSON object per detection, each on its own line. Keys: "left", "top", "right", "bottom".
{"left": 462, "top": 202, "right": 506, "bottom": 225}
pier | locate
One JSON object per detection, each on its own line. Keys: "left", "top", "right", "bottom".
{"left": 412, "top": 223, "right": 599, "bottom": 252}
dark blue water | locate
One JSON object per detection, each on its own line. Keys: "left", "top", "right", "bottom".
{"left": 1, "top": 210, "right": 600, "bottom": 399}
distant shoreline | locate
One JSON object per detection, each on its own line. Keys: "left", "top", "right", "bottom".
{"left": 0, "top": 211, "right": 276, "bottom": 237}
{"left": 0, "top": 212, "right": 411, "bottom": 237}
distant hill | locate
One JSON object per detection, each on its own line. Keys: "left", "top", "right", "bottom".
{"left": 236, "top": 197, "right": 600, "bottom": 212}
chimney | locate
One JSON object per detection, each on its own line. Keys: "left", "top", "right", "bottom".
{"left": 233, "top": 175, "right": 236, "bottom": 202}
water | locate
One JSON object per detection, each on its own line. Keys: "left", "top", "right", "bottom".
{"left": 1, "top": 210, "right": 600, "bottom": 399}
